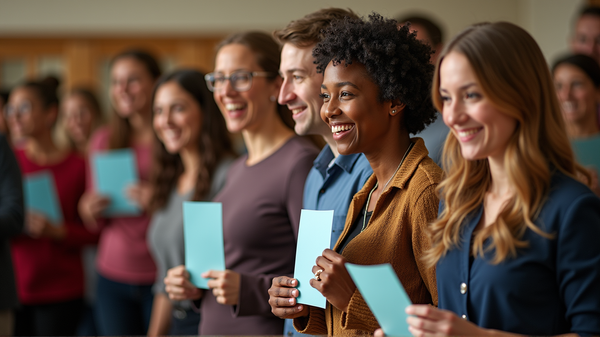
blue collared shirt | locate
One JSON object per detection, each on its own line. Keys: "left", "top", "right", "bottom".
{"left": 284, "top": 144, "right": 372, "bottom": 337}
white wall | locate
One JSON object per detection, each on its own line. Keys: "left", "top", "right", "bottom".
{"left": 0, "top": 0, "right": 586, "bottom": 61}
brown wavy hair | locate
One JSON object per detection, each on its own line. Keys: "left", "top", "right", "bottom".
{"left": 425, "top": 22, "right": 590, "bottom": 266}
{"left": 149, "top": 69, "right": 235, "bottom": 213}
{"left": 108, "top": 49, "right": 162, "bottom": 149}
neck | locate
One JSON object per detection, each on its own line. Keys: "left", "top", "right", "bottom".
{"left": 364, "top": 133, "right": 412, "bottom": 192}
{"left": 26, "top": 133, "right": 61, "bottom": 165}
{"left": 242, "top": 109, "right": 295, "bottom": 166}
{"left": 128, "top": 110, "right": 153, "bottom": 145}
{"left": 487, "top": 154, "right": 512, "bottom": 197}
{"left": 567, "top": 118, "right": 600, "bottom": 139}
{"left": 178, "top": 147, "right": 201, "bottom": 194}
{"left": 321, "top": 132, "right": 339, "bottom": 157}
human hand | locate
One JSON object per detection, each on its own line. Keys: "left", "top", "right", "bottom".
{"left": 374, "top": 328, "right": 384, "bottom": 337}
{"left": 406, "top": 305, "right": 490, "bottom": 336}
{"left": 310, "top": 249, "right": 355, "bottom": 312}
{"left": 78, "top": 192, "right": 110, "bottom": 229}
{"left": 126, "top": 182, "right": 152, "bottom": 211}
{"left": 164, "top": 265, "right": 202, "bottom": 301}
{"left": 203, "top": 270, "right": 241, "bottom": 305}
{"left": 25, "top": 212, "right": 66, "bottom": 240}
{"left": 268, "top": 276, "right": 309, "bottom": 319}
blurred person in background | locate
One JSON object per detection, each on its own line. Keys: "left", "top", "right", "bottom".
{"left": 571, "top": 5, "right": 600, "bottom": 130}
{"left": 146, "top": 69, "right": 235, "bottom": 336}
{"left": 164, "top": 31, "right": 318, "bottom": 335}
{"left": 7, "top": 77, "right": 98, "bottom": 336}
{"left": 60, "top": 88, "right": 105, "bottom": 155}
{"left": 78, "top": 49, "right": 161, "bottom": 335}
{"left": 0, "top": 132, "right": 24, "bottom": 336}
{"left": 397, "top": 14, "right": 449, "bottom": 167}
{"left": 0, "top": 90, "right": 10, "bottom": 136}
{"left": 553, "top": 53, "right": 600, "bottom": 195}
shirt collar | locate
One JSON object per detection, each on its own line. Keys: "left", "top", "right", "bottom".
{"left": 388, "top": 137, "right": 430, "bottom": 190}
{"left": 313, "top": 144, "right": 364, "bottom": 177}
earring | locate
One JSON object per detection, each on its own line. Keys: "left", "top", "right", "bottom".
{"left": 270, "top": 96, "right": 276, "bottom": 102}
{"left": 391, "top": 110, "right": 397, "bottom": 115}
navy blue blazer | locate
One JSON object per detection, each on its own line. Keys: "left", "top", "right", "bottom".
{"left": 436, "top": 172, "right": 600, "bottom": 335}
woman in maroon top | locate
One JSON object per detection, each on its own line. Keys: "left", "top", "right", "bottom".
{"left": 6, "top": 78, "right": 98, "bottom": 336}
{"left": 164, "top": 32, "right": 318, "bottom": 335}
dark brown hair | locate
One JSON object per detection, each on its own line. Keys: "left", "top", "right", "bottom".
{"left": 273, "top": 8, "right": 358, "bottom": 47}
{"left": 107, "top": 49, "right": 162, "bottom": 149}
{"left": 149, "top": 69, "right": 235, "bottom": 212}
{"left": 216, "top": 31, "right": 294, "bottom": 129}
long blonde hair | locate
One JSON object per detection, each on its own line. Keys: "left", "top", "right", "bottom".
{"left": 426, "top": 22, "right": 589, "bottom": 265}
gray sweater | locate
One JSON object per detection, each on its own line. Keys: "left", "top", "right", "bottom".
{"left": 147, "top": 158, "right": 233, "bottom": 309}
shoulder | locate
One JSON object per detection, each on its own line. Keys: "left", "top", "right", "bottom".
{"left": 89, "top": 126, "right": 111, "bottom": 152}
{"left": 541, "top": 172, "right": 600, "bottom": 226}
{"left": 413, "top": 156, "right": 444, "bottom": 189}
{"left": 280, "top": 136, "right": 319, "bottom": 161}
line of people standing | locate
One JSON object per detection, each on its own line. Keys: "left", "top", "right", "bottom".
{"left": 1, "top": 6, "right": 600, "bottom": 337}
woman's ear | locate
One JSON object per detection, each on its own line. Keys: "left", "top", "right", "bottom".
{"left": 390, "top": 100, "right": 406, "bottom": 116}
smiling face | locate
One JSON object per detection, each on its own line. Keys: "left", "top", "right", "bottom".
{"left": 278, "top": 43, "right": 328, "bottom": 137}
{"left": 320, "top": 61, "right": 392, "bottom": 156}
{"left": 212, "top": 43, "right": 281, "bottom": 133}
{"left": 110, "top": 56, "right": 156, "bottom": 118}
{"left": 153, "top": 81, "right": 202, "bottom": 154}
{"left": 554, "top": 63, "right": 600, "bottom": 126}
{"left": 62, "top": 94, "right": 95, "bottom": 144}
{"left": 439, "top": 52, "right": 517, "bottom": 162}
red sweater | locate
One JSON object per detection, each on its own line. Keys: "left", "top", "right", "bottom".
{"left": 11, "top": 149, "right": 98, "bottom": 305}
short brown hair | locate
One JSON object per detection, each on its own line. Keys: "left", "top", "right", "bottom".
{"left": 273, "top": 8, "right": 359, "bottom": 48}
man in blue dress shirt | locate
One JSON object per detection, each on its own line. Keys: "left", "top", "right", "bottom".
{"left": 274, "top": 8, "right": 373, "bottom": 337}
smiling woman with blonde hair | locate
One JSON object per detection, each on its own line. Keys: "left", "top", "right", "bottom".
{"left": 393, "top": 21, "right": 600, "bottom": 336}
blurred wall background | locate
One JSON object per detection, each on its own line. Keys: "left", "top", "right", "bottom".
{"left": 0, "top": 0, "right": 586, "bottom": 111}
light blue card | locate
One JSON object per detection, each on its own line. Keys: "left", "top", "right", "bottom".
{"left": 23, "top": 171, "right": 63, "bottom": 226}
{"left": 346, "top": 263, "right": 412, "bottom": 336}
{"left": 571, "top": 136, "right": 600, "bottom": 171}
{"left": 293, "top": 209, "right": 333, "bottom": 309}
{"left": 91, "top": 149, "right": 140, "bottom": 216}
{"left": 183, "top": 202, "right": 225, "bottom": 289}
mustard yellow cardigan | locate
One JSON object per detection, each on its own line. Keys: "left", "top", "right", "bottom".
{"left": 294, "top": 138, "right": 442, "bottom": 336}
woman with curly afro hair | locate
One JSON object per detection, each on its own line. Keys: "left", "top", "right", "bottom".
{"left": 268, "top": 13, "right": 441, "bottom": 335}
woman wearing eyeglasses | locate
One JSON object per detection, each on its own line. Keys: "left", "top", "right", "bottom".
{"left": 163, "top": 31, "right": 318, "bottom": 335}
{"left": 6, "top": 77, "right": 98, "bottom": 336}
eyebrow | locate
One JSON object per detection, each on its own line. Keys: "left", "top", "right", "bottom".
{"left": 439, "top": 82, "right": 477, "bottom": 93}
{"left": 321, "top": 81, "right": 359, "bottom": 90}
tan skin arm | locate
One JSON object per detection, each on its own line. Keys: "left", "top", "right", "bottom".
{"left": 147, "top": 293, "right": 172, "bottom": 337}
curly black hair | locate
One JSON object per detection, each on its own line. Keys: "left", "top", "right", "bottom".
{"left": 313, "top": 13, "right": 436, "bottom": 134}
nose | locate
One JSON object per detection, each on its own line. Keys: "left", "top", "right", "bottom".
{"left": 556, "top": 84, "right": 572, "bottom": 103}
{"left": 278, "top": 79, "right": 296, "bottom": 105}
{"left": 442, "top": 100, "right": 468, "bottom": 127}
{"left": 221, "top": 79, "right": 238, "bottom": 97}
{"left": 321, "top": 97, "right": 341, "bottom": 123}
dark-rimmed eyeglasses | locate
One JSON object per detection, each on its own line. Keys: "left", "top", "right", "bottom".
{"left": 205, "top": 71, "right": 273, "bottom": 92}
{"left": 4, "top": 101, "right": 33, "bottom": 119}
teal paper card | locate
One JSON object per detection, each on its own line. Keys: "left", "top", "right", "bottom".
{"left": 183, "top": 202, "right": 225, "bottom": 289}
{"left": 91, "top": 149, "right": 140, "bottom": 216}
{"left": 23, "top": 170, "right": 63, "bottom": 226}
{"left": 571, "top": 135, "right": 600, "bottom": 171}
{"left": 346, "top": 263, "right": 412, "bottom": 336}
{"left": 293, "top": 209, "right": 333, "bottom": 309}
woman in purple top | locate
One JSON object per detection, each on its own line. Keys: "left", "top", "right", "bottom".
{"left": 164, "top": 31, "right": 318, "bottom": 335}
{"left": 78, "top": 49, "right": 161, "bottom": 335}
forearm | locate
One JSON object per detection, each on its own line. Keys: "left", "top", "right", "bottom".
{"left": 147, "top": 293, "right": 172, "bottom": 337}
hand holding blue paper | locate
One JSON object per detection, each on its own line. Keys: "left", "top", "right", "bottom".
{"left": 346, "top": 263, "right": 412, "bottom": 336}
{"left": 293, "top": 209, "right": 333, "bottom": 309}
{"left": 91, "top": 149, "right": 140, "bottom": 216}
{"left": 183, "top": 202, "right": 225, "bottom": 289}
{"left": 23, "top": 170, "right": 63, "bottom": 226}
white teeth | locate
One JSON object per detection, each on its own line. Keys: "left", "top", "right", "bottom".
{"left": 226, "top": 103, "right": 245, "bottom": 111}
{"left": 457, "top": 128, "right": 480, "bottom": 137}
{"left": 164, "top": 130, "right": 179, "bottom": 138}
{"left": 292, "top": 108, "right": 304, "bottom": 115}
{"left": 562, "top": 101, "right": 576, "bottom": 113}
{"left": 331, "top": 124, "right": 353, "bottom": 133}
